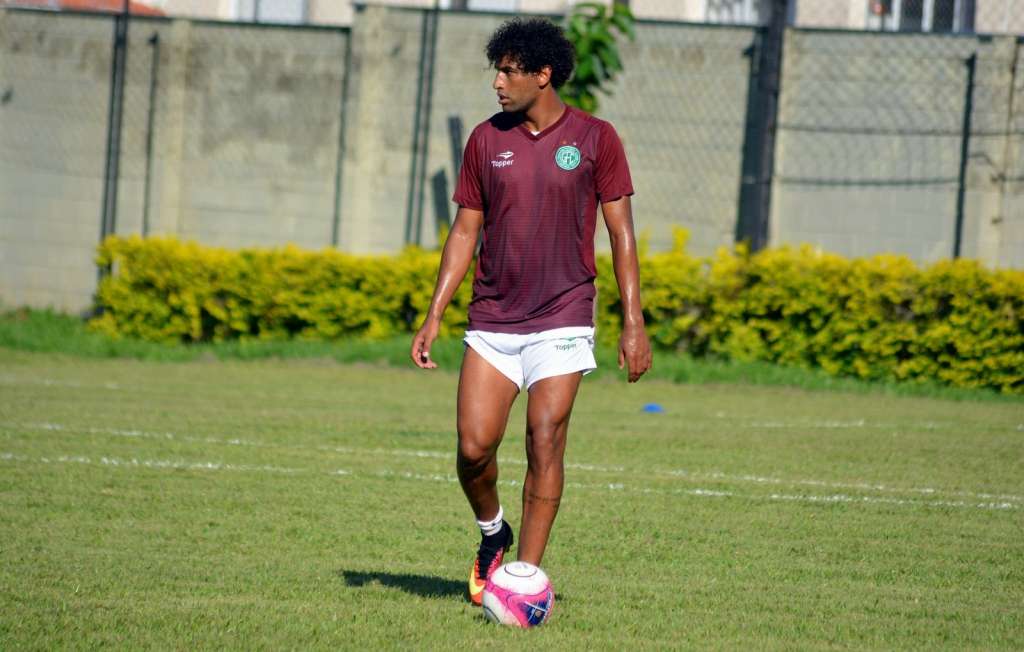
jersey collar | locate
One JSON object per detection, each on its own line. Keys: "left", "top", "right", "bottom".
{"left": 518, "top": 106, "right": 571, "bottom": 142}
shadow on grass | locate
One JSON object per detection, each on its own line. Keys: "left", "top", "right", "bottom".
{"left": 340, "top": 569, "right": 465, "bottom": 599}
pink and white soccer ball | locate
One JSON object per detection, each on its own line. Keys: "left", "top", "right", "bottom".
{"left": 482, "top": 561, "right": 554, "bottom": 627}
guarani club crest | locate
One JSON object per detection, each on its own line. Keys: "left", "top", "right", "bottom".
{"left": 554, "top": 144, "right": 581, "bottom": 171}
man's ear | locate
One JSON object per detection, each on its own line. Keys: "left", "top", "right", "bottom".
{"left": 536, "top": 64, "right": 553, "bottom": 88}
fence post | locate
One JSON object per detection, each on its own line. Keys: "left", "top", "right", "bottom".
{"left": 953, "top": 52, "right": 977, "bottom": 259}
{"left": 404, "top": 7, "right": 440, "bottom": 247}
{"left": 735, "top": 0, "right": 788, "bottom": 251}
{"left": 142, "top": 32, "right": 160, "bottom": 238}
{"left": 331, "top": 29, "right": 354, "bottom": 247}
{"left": 99, "top": 0, "right": 130, "bottom": 268}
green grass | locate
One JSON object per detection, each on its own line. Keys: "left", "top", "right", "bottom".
{"left": 2, "top": 309, "right": 1018, "bottom": 403}
{"left": 0, "top": 345, "right": 1022, "bottom": 649}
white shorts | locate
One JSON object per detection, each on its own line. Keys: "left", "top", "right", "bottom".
{"left": 464, "top": 326, "right": 597, "bottom": 391}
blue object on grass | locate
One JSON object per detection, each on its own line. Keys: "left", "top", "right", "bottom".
{"left": 642, "top": 403, "right": 665, "bottom": 414}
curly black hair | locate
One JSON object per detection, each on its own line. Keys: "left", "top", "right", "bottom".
{"left": 485, "top": 18, "right": 575, "bottom": 89}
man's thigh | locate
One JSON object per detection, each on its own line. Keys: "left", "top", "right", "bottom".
{"left": 457, "top": 346, "right": 520, "bottom": 449}
{"left": 525, "top": 372, "right": 583, "bottom": 434}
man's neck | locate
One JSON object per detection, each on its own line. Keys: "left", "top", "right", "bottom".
{"left": 522, "top": 94, "right": 567, "bottom": 134}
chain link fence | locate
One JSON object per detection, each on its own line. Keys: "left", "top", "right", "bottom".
{"left": 2, "top": 0, "right": 1024, "bottom": 312}
{"left": 772, "top": 31, "right": 1022, "bottom": 261}
{"left": 597, "top": 22, "right": 757, "bottom": 254}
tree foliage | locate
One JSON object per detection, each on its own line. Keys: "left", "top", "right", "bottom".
{"left": 561, "top": 1, "right": 636, "bottom": 114}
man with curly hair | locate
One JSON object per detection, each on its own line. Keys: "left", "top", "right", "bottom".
{"left": 411, "top": 16, "right": 651, "bottom": 606}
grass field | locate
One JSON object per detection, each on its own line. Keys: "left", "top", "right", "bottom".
{"left": 1, "top": 345, "right": 1022, "bottom": 649}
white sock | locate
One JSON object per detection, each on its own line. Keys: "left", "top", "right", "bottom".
{"left": 476, "top": 506, "right": 504, "bottom": 536}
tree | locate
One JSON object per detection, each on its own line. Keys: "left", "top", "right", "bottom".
{"left": 561, "top": 1, "right": 636, "bottom": 114}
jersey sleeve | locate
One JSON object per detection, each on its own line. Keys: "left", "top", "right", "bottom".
{"left": 594, "top": 121, "right": 634, "bottom": 203}
{"left": 452, "top": 129, "right": 485, "bottom": 210}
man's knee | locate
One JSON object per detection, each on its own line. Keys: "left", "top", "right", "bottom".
{"left": 525, "top": 422, "right": 566, "bottom": 470}
{"left": 457, "top": 429, "right": 498, "bottom": 470}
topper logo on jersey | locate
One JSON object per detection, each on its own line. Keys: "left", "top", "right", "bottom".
{"left": 555, "top": 145, "right": 581, "bottom": 171}
{"left": 492, "top": 151, "right": 515, "bottom": 168}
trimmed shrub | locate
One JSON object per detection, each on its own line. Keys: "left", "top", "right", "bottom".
{"left": 93, "top": 235, "right": 1024, "bottom": 393}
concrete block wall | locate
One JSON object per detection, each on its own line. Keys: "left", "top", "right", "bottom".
{"left": 997, "top": 45, "right": 1024, "bottom": 267}
{"left": 599, "top": 22, "right": 755, "bottom": 255}
{"left": 417, "top": 9, "right": 507, "bottom": 249}
{"left": 172, "top": 22, "right": 347, "bottom": 249}
{"left": 113, "top": 17, "right": 183, "bottom": 244}
{"left": 0, "top": 9, "right": 349, "bottom": 312}
{"left": 409, "top": 10, "right": 756, "bottom": 256}
{"left": 336, "top": 5, "right": 422, "bottom": 252}
{"left": 0, "top": 10, "right": 113, "bottom": 313}
{"left": 3, "top": 6, "right": 1023, "bottom": 316}
{"left": 770, "top": 29, "right": 1020, "bottom": 264}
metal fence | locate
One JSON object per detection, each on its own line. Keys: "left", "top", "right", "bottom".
{"left": 772, "top": 30, "right": 1023, "bottom": 261}
{"left": 1, "top": 0, "right": 1023, "bottom": 313}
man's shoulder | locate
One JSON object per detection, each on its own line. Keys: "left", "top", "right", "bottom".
{"left": 566, "top": 106, "right": 617, "bottom": 135}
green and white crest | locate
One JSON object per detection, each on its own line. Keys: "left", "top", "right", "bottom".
{"left": 554, "top": 145, "right": 581, "bottom": 171}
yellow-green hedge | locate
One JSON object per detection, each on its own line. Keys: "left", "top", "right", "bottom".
{"left": 94, "top": 235, "right": 1024, "bottom": 393}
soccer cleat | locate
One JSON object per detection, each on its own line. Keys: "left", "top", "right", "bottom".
{"left": 468, "top": 521, "right": 513, "bottom": 606}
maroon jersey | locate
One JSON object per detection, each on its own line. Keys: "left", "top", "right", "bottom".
{"left": 453, "top": 106, "right": 634, "bottom": 334}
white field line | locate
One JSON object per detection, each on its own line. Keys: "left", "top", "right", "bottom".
{"left": 663, "top": 469, "right": 1024, "bottom": 503}
{"left": 746, "top": 419, "right": 869, "bottom": 428}
{"left": 372, "top": 470, "right": 1018, "bottom": 511}
{"left": 3, "top": 421, "right": 1022, "bottom": 505}
{"left": 0, "top": 451, "right": 1015, "bottom": 511}
{"left": 710, "top": 413, "right": 955, "bottom": 430}
{"left": 11, "top": 423, "right": 624, "bottom": 473}
{"left": 325, "top": 444, "right": 624, "bottom": 473}
{"left": 0, "top": 376, "right": 122, "bottom": 390}
{"left": 0, "top": 451, "right": 302, "bottom": 474}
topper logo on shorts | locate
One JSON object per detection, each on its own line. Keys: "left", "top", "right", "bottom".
{"left": 554, "top": 337, "right": 581, "bottom": 352}
{"left": 492, "top": 151, "right": 515, "bottom": 168}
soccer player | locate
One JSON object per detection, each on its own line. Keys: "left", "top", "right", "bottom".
{"left": 410, "top": 17, "right": 651, "bottom": 606}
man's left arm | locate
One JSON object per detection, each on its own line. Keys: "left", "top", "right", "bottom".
{"left": 601, "top": 195, "right": 652, "bottom": 383}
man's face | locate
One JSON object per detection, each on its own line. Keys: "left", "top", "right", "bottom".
{"left": 492, "top": 55, "right": 544, "bottom": 113}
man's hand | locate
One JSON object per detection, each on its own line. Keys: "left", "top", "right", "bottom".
{"left": 410, "top": 318, "right": 441, "bottom": 369}
{"left": 618, "top": 324, "right": 652, "bottom": 383}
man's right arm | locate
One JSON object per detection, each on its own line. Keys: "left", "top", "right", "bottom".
{"left": 410, "top": 206, "right": 484, "bottom": 369}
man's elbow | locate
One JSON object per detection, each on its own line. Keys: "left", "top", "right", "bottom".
{"left": 608, "top": 228, "right": 634, "bottom": 253}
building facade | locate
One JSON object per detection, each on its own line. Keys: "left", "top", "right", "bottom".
{"left": 140, "top": 0, "right": 1021, "bottom": 34}
{"left": 4, "top": 0, "right": 1020, "bottom": 33}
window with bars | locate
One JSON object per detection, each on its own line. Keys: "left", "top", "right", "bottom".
{"left": 870, "top": 0, "right": 976, "bottom": 33}
{"left": 705, "top": 0, "right": 767, "bottom": 24}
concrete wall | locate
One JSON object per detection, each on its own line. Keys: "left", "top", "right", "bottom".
{"left": 0, "top": 10, "right": 112, "bottom": 312}
{"left": 171, "top": 21, "right": 347, "bottom": 248}
{"left": 2, "top": 5, "right": 1023, "bottom": 315}
{"left": 0, "top": 8, "right": 348, "bottom": 312}
{"left": 600, "top": 21, "right": 755, "bottom": 254}
{"left": 361, "top": 6, "right": 756, "bottom": 255}
{"left": 997, "top": 45, "right": 1024, "bottom": 267}
{"left": 335, "top": 5, "right": 422, "bottom": 252}
{"left": 770, "top": 29, "right": 1021, "bottom": 265}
